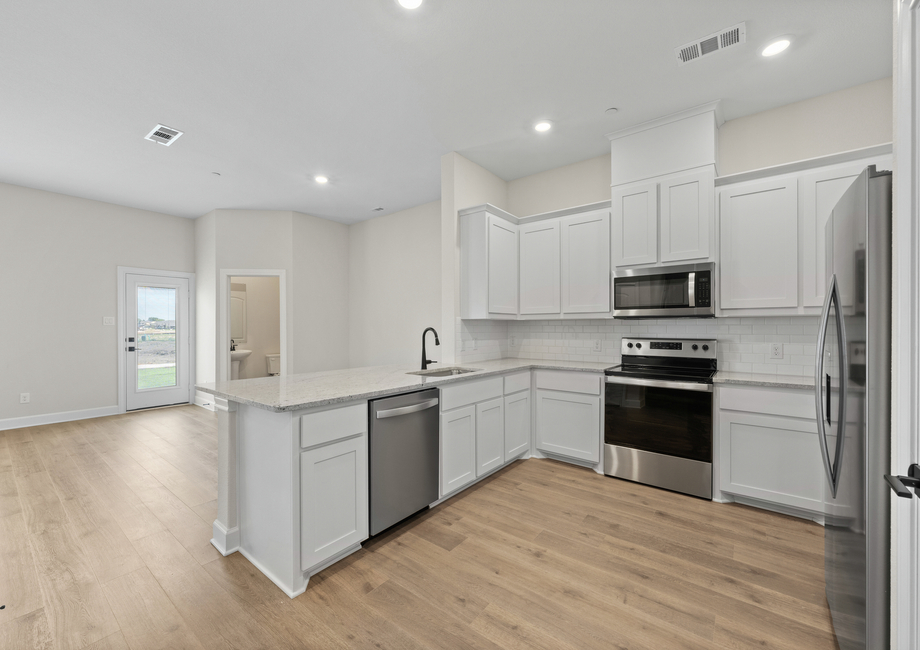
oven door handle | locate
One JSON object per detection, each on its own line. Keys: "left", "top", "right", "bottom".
{"left": 604, "top": 376, "right": 712, "bottom": 393}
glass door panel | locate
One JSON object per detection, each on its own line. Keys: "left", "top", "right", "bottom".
{"left": 136, "top": 286, "right": 177, "bottom": 389}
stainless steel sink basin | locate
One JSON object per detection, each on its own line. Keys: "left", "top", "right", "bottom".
{"left": 407, "top": 366, "right": 481, "bottom": 377}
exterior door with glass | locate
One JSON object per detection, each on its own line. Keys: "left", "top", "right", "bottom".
{"left": 126, "top": 274, "right": 190, "bottom": 410}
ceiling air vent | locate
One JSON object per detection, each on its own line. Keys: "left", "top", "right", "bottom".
{"left": 676, "top": 22, "right": 746, "bottom": 66}
{"left": 144, "top": 124, "right": 183, "bottom": 146}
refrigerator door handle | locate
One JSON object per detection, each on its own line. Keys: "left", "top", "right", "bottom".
{"left": 815, "top": 274, "right": 841, "bottom": 497}
{"left": 830, "top": 286, "right": 849, "bottom": 496}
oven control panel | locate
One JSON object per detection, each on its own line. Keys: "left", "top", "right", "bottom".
{"left": 621, "top": 337, "right": 717, "bottom": 359}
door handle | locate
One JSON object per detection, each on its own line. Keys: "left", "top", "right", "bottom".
{"left": 128, "top": 346, "right": 138, "bottom": 352}
{"left": 885, "top": 464, "right": 920, "bottom": 499}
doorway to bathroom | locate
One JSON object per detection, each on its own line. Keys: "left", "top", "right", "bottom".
{"left": 219, "top": 269, "right": 287, "bottom": 381}
{"left": 118, "top": 267, "right": 195, "bottom": 411}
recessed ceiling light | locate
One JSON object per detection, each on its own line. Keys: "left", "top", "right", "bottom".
{"left": 534, "top": 121, "right": 552, "bottom": 132}
{"left": 398, "top": 0, "right": 422, "bottom": 8}
{"left": 315, "top": 175, "right": 328, "bottom": 184}
{"left": 762, "top": 38, "right": 791, "bottom": 57}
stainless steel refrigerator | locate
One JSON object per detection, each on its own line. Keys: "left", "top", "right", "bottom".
{"left": 815, "top": 166, "right": 891, "bottom": 650}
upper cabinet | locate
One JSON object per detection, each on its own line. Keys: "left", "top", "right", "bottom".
{"left": 460, "top": 202, "right": 611, "bottom": 320}
{"left": 612, "top": 167, "right": 715, "bottom": 268}
{"left": 717, "top": 148, "right": 892, "bottom": 316}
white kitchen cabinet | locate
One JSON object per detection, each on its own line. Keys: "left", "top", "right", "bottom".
{"left": 800, "top": 155, "right": 892, "bottom": 307}
{"left": 561, "top": 209, "right": 610, "bottom": 314}
{"left": 717, "top": 386, "right": 824, "bottom": 515}
{"left": 300, "top": 434, "right": 368, "bottom": 571}
{"left": 660, "top": 167, "right": 713, "bottom": 263}
{"left": 534, "top": 371, "right": 601, "bottom": 464}
{"left": 504, "top": 390, "right": 531, "bottom": 459}
{"left": 519, "top": 220, "right": 561, "bottom": 315}
{"left": 612, "top": 181, "right": 658, "bottom": 267}
{"left": 475, "top": 397, "right": 505, "bottom": 477}
{"left": 459, "top": 207, "right": 518, "bottom": 319}
{"left": 719, "top": 176, "right": 798, "bottom": 310}
{"left": 440, "top": 404, "right": 477, "bottom": 496}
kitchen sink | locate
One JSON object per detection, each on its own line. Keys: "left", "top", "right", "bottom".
{"left": 407, "top": 366, "right": 481, "bottom": 377}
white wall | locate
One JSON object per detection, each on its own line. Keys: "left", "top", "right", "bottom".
{"left": 349, "top": 201, "right": 441, "bottom": 368}
{"left": 440, "top": 152, "right": 509, "bottom": 365}
{"left": 719, "top": 77, "right": 893, "bottom": 175}
{"left": 506, "top": 154, "right": 611, "bottom": 217}
{"left": 291, "top": 212, "right": 350, "bottom": 373}
{"left": 0, "top": 182, "right": 195, "bottom": 422}
{"left": 194, "top": 211, "right": 217, "bottom": 386}
{"left": 231, "top": 276, "right": 280, "bottom": 379}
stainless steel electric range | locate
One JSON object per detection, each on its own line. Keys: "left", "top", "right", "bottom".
{"left": 603, "top": 337, "right": 717, "bottom": 499}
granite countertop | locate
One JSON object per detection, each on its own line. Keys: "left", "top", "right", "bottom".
{"left": 196, "top": 358, "right": 611, "bottom": 413}
{"left": 713, "top": 370, "right": 815, "bottom": 390}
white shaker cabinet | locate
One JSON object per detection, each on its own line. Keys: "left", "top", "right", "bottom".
{"left": 660, "top": 167, "right": 713, "bottom": 263}
{"left": 300, "top": 434, "right": 368, "bottom": 571}
{"left": 561, "top": 209, "right": 610, "bottom": 314}
{"left": 719, "top": 177, "right": 798, "bottom": 310}
{"left": 612, "top": 181, "right": 658, "bottom": 267}
{"left": 504, "top": 390, "right": 531, "bottom": 459}
{"left": 459, "top": 207, "right": 518, "bottom": 319}
{"left": 519, "top": 220, "right": 561, "bottom": 315}
{"left": 534, "top": 371, "right": 601, "bottom": 464}
{"left": 440, "top": 404, "right": 477, "bottom": 496}
{"left": 475, "top": 398, "right": 505, "bottom": 477}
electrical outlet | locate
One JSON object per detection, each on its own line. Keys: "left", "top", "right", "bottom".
{"left": 510, "top": 334, "right": 517, "bottom": 347}
{"left": 20, "top": 393, "right": 30, "bottom": 404}
{"left": 593, "top": 339, "right": 602, "bottom": 352}
{"left": 103, "top": 316, "right": 115, "bottom": 325}
{"left": 770, "top": 343, "right": 783, "bottom": 359}
{"left": 472, "top": 337, "right": 478, "bottom": 350}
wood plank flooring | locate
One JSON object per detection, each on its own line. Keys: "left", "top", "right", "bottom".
{"left": 0, "top": 405, "right": 837, "bottom": 649}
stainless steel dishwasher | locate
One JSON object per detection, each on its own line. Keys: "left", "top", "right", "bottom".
{"left": 368, "top": 388, "right": 440, "bottom": 536}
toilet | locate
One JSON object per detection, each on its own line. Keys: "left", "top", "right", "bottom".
{"left": 265, "top": 354, "right": 281, "bottom": 376}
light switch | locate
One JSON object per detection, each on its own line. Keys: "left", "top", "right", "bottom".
{"left": 103, "top": 317, "right": 115, "bottom": 325}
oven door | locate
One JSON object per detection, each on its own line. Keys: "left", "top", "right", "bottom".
{"left": 613, "top": 262, "right": 714, "bottom": 318}
{"left": 604, "top": 376, "right": 713, "bottom": 498}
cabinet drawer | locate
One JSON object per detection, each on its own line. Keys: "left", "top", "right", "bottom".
{"left": 535, "top": 370, "right": 600, "bottom": 395}
{"left": 440, "top": 377, "right": 503, "bottom": 412}
{"left": 300, "top": 403, "right": 367, "bottom": 449}
{"left": 718, "top": 386, "right": 814, "bottom": 420}
{"left": 503, "top": 372, "right": 531, "bottom": 395}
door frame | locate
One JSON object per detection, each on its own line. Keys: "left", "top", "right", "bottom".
{"left": 218, "top": 269, "right": 288, "bottom": 382}
{"left": 893, "top": 2, "right": 919, "bottom": 647}
{"left": 117, "top": 266, "right": 196, "bottom": 414}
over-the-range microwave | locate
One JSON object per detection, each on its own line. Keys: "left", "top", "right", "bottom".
{"left": 612, "top": 262, "right": 715, "bottom": 319}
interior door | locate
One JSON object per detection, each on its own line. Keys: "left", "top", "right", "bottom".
{"left": 126, "top": 274, "right": 191, "bottom": 410}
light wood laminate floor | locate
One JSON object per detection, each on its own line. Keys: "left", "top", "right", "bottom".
{"left": 0, "top": 405, "right": 837, "bottom": 650}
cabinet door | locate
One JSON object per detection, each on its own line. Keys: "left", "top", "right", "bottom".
{"left": 535, "top": 389, "right": 600, "bottom": 463}
{"left": 301, "top": 435, "right": 368, "bottom": 571}
{"left": 660, "top": 168, "right": 713, "bottom": 263}
{"left": 441, "top": 405, "right": 477, "bottom": 496}
{"left": 718, "top": 410, "right": 823, "bottom": 513}
{"left": 519, "top": 221, "right": 561, "bottom": 315}
{"left": 720, "top": 178, "right": 798, "bottom": 310}
{"left": 488, "top": 216, "right": 518, "bottom": 315}
{"left": 800, "top": 157, "right": 891, "bottom": 307}
{"left": 612, "top": 181, "right": 658, "bottom": 267}
{"left": 504, "top": 391, "right": 531, "bottom": 459}
{"left": 476, "top": 398, "right": 504, "bottom": 477}
{"left": 561, "top": 210, "right": 610, "bottom": 313}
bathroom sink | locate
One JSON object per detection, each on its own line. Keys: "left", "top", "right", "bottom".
{"left": 407, "top": 366, "right": 481, "bottom": 377}
{"left": 230, "top": 349, "right": 252, "bottom": 361}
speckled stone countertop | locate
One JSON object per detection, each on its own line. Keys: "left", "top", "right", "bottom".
{"left": 713, "top": 370, "right": 815, "bottom": 390}
{"left": 196, "top": 358, "right": 611, "bottom": 413}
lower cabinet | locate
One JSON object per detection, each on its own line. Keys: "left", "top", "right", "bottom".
{"left": 476, "top": 398, "right": 505, "bottom": 477}
{"left": 440, "top": 404, "right": 477, "bottom": 496}
{"left": 717, "top": 385, "right": 823, "bottom": 515}
{"left": 534, "top": 372, "right": 601, "bottom": 464}
{"left": 504, "top": 390, "right": 531, "bottom": 458}
{"left": 300, "top": 432, "right": 368, "bottom": 571}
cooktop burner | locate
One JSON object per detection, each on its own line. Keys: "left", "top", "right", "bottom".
{"left": 605, "top": 337, "right": 718, "bottom": 384}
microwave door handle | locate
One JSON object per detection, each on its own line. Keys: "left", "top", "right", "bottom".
{"left": 687, "top": 272, "right": 695, "bottom": 307}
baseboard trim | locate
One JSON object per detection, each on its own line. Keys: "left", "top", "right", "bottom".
{"left": 195, "top": 391, "right": 217, "bottom": 411}
{"left": 210, "top": 520, "right": 240, "bottom": 556}
{"left": 237, "top": 547, "right": 308, "bottom": 599}
{"left": 0, "top": 405, "right": 120, "bottom": 431}
{"left": 727, "top": 493, "right": 825, "bottom": 525}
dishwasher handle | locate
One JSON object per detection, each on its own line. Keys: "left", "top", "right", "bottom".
{"left": 375, "top": 398, "right": 439, "bottom": 419}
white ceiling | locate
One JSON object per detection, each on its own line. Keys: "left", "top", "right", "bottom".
{"left": 0, "top": 1, "right": 892, "bottom": 223}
